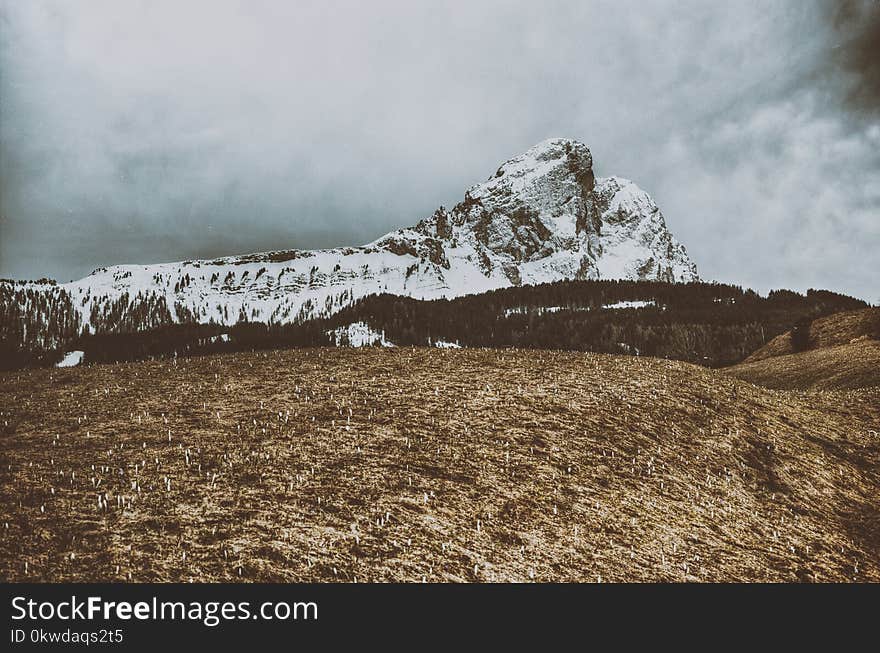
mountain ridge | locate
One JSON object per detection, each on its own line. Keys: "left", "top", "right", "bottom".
{"left": 2, "top": 138, "right": 697, "bottom": 350}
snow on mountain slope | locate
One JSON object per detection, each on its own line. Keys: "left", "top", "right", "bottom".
{"left": 594, "top": 176, "right": 696, "bottom": 281}
{"left": 14, "top": 138, "right": 698, "bottom": 340}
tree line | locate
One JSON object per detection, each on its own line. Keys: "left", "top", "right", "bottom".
{"left": 2, "top": 279, "right": 865, "bottom": 370}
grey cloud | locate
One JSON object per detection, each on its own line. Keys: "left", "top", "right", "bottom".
{"left": 824, "top": 0, "right": 880, "bottom": 114}
{"left": 0, "top": 0, "right": 877, "bottom": 301}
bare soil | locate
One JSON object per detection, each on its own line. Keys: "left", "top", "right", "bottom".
{"left": 1, "top": 348, "right": 878, "bottom": 582}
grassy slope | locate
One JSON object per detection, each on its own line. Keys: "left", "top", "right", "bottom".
{"left": 1, "top": 348, "right": 878, "bottom": 582}
{"left": 743, "top": 307, "right": 880, "bottom": 363}
{"left": 728, "top": 308, "right": 880, "bottom": 391}
{"left": 727, "top": 340, "right": 880, "bottom": 391}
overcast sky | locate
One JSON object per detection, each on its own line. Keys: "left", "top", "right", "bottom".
{"left": 1, "top": 0, "right": 878, "bottom": 300}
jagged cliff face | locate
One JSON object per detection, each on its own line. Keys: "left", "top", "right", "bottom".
{"left": 391, "top": 138, "right": 697, "bottom": 289}
{"left": 593, "top": 175, "right": 697, "bottom": 282}
{"left": 396, "top": 139, "right": 603, "bottom": 287}
{"left": 3, "top": 138, "right": 698, "bottom": 340}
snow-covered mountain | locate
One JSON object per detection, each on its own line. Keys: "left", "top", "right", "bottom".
{"left": 5, "top": 138, "right": 698, "bottom": 344}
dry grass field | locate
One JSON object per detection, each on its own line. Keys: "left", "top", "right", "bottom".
{"left": 1, "top": 347, "right": 878, "bottom": 582}
{"left": 727, "top": 340, "right": 880, "bottom": 391}
{"left": 728, "top": 307, "right": 880, "bottom": 391}
{"left": 743, "top": 307, "right": 880, "bottom": 364}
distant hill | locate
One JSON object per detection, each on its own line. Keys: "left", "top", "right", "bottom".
{"left": 727, "top": 308, "right": 880, "bottom": 390}
{"left": 740, "top": 307, "right": 880, "bottom": 363}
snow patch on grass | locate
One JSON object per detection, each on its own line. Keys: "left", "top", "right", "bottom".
{"left": 328, "top": 322, "right": 394, "bottom": 347}
{"left": 57, "top": 350, "right": 84, "bottom": 367}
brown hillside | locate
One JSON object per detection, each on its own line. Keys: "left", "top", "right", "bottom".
{"left": 727, "top": 340, "right": 880, "bottom": 391}
{"left": 1, "top": 348, "right": 878, "bottom": 583}
{"left": 728, "top": 307, "right": 880, "bottom": 391}
{"left": 744, "top": 307, "right": 880, "bottom": 364}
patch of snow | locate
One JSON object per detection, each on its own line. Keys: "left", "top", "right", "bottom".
{"left": 504, "top": 302, "right": 655, "bottom": 316}
{"left": 603, "top": 300, "right": 655, "bottom": 310}
{"left": 57, "top": 350, "right": 84, "bottom": 367}
{"left": 503, "top": 306, "right": 571, "bottom": 317}
{"left": 328, "top": 322, "right": 394, "bottom": 347}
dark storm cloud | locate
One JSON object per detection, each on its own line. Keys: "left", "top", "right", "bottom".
{"left": 0, "top": 0, "right": 877, "bottom": 301}
{"left": 825, "top": 0, "right": 880, "bottom": 113}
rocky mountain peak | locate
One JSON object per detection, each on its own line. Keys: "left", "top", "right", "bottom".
{"left": 4, "top": 138, "right": 700, "bottom": 344}
{"left": 464, "top": 138, "right": 597, "bottom": 234}
{"left": 407, "top": 140, "right": 698, "bottom": 287}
